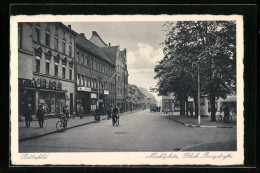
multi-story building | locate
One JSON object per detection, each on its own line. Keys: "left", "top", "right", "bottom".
{"left": 138, "top": 87, "right": 157, "bottom": 109}
{"left": 18, "top": 22, "right": 77, "bottom": 116}
{"left": 90, "top": 31, "right": 129, "bottom": 112}
{"left": 75, "top": 33, "right": 116, "bottom": 114}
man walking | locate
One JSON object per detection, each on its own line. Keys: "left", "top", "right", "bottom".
{"left": 36, "top": 105, "right": 46, "bottom": 128}
{"left": 25, "top": 103, "right": 33, "bottom": 127}
{"left": 223, "top": 105, "right": 230, "bottom": 123}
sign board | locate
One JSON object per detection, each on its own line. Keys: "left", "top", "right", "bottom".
{"left": 104, "top": 90, "right": 109, "bottom": 95}
{"left": 91, "top": 93, "right": 97, "bottom": 98}
{"left": 77, "top": 86, "right": 91, "bottom": 92}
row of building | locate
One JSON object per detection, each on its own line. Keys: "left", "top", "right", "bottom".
{"left": 18, "top": 22, "right": 156, "bottom": 117}
{"left": 162, "top": 93, "right": 236, "bottom": 115}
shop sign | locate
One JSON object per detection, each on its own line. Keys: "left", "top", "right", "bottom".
{"left": 78, "top": 86, "right": 91, "bottom": 92}
{"left": 99, "top": 99, "right": 103, "bottom": 102}
{"left": 104, "top": 90, "right": 109, "bottom": 95}
{"left": 19, "top": 78, "right": 62, "bottom": 90}
{"left": 91, "top": 93, "right": 97, "bottom": 98}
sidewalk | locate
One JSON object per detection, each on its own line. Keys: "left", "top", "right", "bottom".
{"left": 19, "top": 110, "right": 139, "bottom": 141}
{"left": 165, "top": 112, "right": 236, "bottom": 128}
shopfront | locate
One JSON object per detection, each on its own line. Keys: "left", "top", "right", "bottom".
{"left": 18, "top": 77, "right": 74, "bottom": 116}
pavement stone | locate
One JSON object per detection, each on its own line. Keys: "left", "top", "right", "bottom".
{"left": 19, "top": 110, "right": 139, "bottom": 141}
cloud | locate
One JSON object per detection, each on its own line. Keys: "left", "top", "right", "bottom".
{"left": 127, "top": 43, "right": 164, "bottom": 73}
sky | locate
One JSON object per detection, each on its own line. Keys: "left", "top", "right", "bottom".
{"left": 64, "top": 21, "right": 167, "bottom": 105}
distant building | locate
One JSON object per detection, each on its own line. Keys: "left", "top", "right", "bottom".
{"left": 138, "top": 87, "right": 157, "bottom": 108}
{"left": 162, "top": 92, "right": 236, "bottom": 115}
{"left": 18, "top": 22, "right": 77, "bottom": 116}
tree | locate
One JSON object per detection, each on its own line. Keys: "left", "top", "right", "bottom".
{"left": 155, "top": 21, "right": 236, "bottom": 121}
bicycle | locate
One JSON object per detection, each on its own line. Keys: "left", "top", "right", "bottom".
{"left": 216, "top": 112, "right": 232, "bottom": 124}
{"left": 94, "top": 113, "right": 100, "bottom": 123}
{"left": 56, "top": 114, "right": 68, "bottom": 131}
{"left": 112, "top": 114, "right": 119, "bottom": 126}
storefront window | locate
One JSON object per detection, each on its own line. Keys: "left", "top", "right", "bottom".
{"left": 69, "top": 68, "right": 72, "bottom": 80}
{"left": 56, "top": 93, "right": 65, "bottom": 114}
{"left": 39, "top": 91, "right": 52, "bottom": 114}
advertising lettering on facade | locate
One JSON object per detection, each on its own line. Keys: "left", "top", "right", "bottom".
{"left": 91, "top": 93, "right": 97, "bottom": 98}
{"left": 77, "top": 86, "right": 91, "bottom": 92}
{"left": 19, "top": 78, "right": 62, "bottom": 90}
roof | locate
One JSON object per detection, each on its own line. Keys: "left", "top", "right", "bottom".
{"left": 100, "top": 46, "right": 119, "bottom": 64}
{"left": 89, "top": 31, "right": 108, "bottom": 47}
{"left": 138, "top": 87, "right": 157, "bottom": 100}
{"left": 76, "top": 35, "right": 114, "bottom": 66}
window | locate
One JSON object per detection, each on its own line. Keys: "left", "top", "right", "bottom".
{"left": 35, "top": 25, "right": 41, "bottom": 42}
{"left": 45, "top": 31, "right": 50, "bottom": 47}
{"left": 90, "top": 78, "right": 92, "bottom": 88}
{"left": 45, "top": 60, "right": 50, "bottom": 75}
{"left": 62, "top": 39, "right": 66, "bottom": 54}
{"left": 81, "top": 55, "right": 84, "bottom": 65}
{"left": 85, "top": 56, "right": 88, "bottom": 66}
{"left": 87, "top": 77, "right": 90, "bottom": 87}
{"left": 81, "top": 76, "right": 84, "bottom": 86}
{"left": 18, "top": 23, "right": 22, "bottom": 48}
{"left": 69, "top": 43, "right": 72, "bottom": 57}
{"left": 69, "top": 68, "right": 72, "bottom": 80}
{"left": 35, "top": 56, "right": 40, "bottom": 73}
{"left": 77, "top": 74, "right": 80, "bottom": 85}
{"left": 91, "top": 59, "right": 93, "bottom": 68}
{"left": 76, "top": 52, "right": 79, "bottom": 62}
{"left": 55, "top": 63, "right": 58, "bottom": 77}
{"left": 93, "top": 60, "right": 96, "bottom": 70}
{"left": 62, "top": 65, "right": 66, "bottom": 78}
{"left": 54, "top": 36, "right": 58, "bottom": 50}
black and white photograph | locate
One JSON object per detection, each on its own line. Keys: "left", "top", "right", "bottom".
{"left": 10, "top": 14, "right": 244, "bottom": 165}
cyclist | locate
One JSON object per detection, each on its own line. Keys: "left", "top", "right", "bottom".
{"left": 112, "top": 104, "right": 119, "bottom": 125}
{"left": 60, "top": 113, "right": 67, "bottom": 127}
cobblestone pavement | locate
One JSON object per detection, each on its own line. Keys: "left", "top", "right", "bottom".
{"left": 19, "top": 110, "right": 236, "bottom": 152}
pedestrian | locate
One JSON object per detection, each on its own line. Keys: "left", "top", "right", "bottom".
{"left": 158, "top": 106, "right": 161, "bottom": 112}
{"left": 63, "top": 105, "right": 69, "bottom": 119}
{"left": 189, "top": 105, "right": 193, "bottom": 117}
{"left": 80, "top": 106, "right": 84, "bottom": 119}
{"left": 223, "top": 105, "right": 230, "bottom": 122}
{"left": 107, "top": 107, "right": 112, "bottom": 119}
{"left": 36, "top": 104, "right": 46, "bottom": 128}
{"left": 72, "top": 111, "right": 76, "bottom": 119}
{"left": 25, "top": 103, "right": 33, "bottom": 127}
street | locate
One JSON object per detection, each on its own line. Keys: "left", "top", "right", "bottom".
{"left": 19, "top": 110, "right": 236, "bottom": 152}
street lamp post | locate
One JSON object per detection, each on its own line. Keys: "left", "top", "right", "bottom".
{"left": 197, "top": 63, "right": 201, "bottom": 125}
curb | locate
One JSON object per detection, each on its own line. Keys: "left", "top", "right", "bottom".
{"left": 19, "top": 110, "right": 139, "bottom": 142}
{"left": 165, "top": 116, "right": 234, "bottom": 128}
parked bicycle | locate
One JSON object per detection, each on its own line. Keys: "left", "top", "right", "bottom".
{"left": 216, "top": 111, "right": 232, "bottom": 124}
{"left": 56, "top": 114, "right": 68, "bottom": 131}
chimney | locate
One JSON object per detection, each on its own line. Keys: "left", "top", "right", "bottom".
{"left": 80, "top": 33, "right": 85, "bottom": 37}
{"left": 108, "top": 43, "right": 111, "bottom": 46}
{"left": 68, "top": 25, "right": 71, "bottom": 29}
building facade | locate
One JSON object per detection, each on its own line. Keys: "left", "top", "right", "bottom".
{"left": 18, "top": 22, "right": 77, "bottom": 117}
{"left": 90, "top": 31, "right": 129, "bottom": 112}
{"left": 75, "top": 33, "right": 116, "bottom": 115}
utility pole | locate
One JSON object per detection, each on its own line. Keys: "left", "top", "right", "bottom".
{"left": 198, "top": 63, "right": 201, "bottom": 125}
